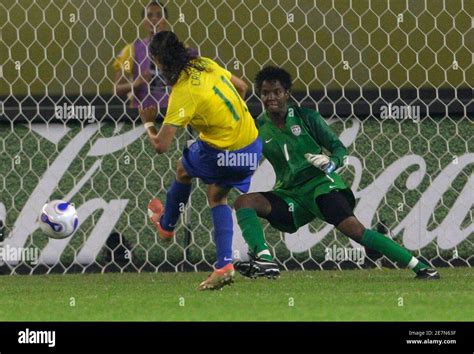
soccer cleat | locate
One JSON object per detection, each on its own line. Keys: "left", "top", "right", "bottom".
{"left": 147, "top": 198, "right": 174, "bottom": 241}
{"left": 235, "top": 257, "right": 280, "bottom": 279}
{"left": 198, "top": 263, "right": 235, "bottom": 291}
{"left": 415, "top": 267, "right": 440, "bottom": 280}
{"left": 234, "top": 261, "right": 257, "bottom": 278}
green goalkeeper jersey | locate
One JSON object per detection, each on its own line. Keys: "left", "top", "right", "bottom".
{"left": 256, "top": 104, "right": 348, "bottom": 192}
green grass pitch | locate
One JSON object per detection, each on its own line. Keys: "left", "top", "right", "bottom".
{"left": 0, "top": 268, "right": 472, "bottom": 321}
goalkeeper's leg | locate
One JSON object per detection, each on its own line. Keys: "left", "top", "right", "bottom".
{"left": 234, "top": 193, "right": 282, "bottom": 278}
{"left": 316, "top": 191, "right": 439, "bottom": 280}
{"left": 235, "top": 193, "right": 273, "bottom": 261}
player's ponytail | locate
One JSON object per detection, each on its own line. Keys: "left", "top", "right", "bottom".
{"left": 149, "top": 31, "right": 204, "bottom": 86}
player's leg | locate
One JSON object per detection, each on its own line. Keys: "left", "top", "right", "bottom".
{"left": 234, "top": 192, "right": 297, "bottom": 278}
{"left": 235, "top": 191, "right": 299, "bottom": 258}
{"left": 148, "top": 159, "right": 192, "bottom": 240}
{"left": 199, "top": 184, "right": 235, "bottom": 290}
{"left": 207, "top": 184, "right": 233, "bottom": 269}
{"left": 160, "top": 159, "right": 193, "bottom": 229}
{"left": 234, "top": 193, "right": 273, "bottom": 261}
{"left": 316, "top": 191, "right": 439, "bottom": 279}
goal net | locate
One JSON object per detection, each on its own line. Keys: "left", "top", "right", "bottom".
{"left": 0, "top": 0, "right": 472, "bottom": 274}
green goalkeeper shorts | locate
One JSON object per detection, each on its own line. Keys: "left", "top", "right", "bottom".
{"left": 261, "top": 175, "right": 355, "bottom": 233}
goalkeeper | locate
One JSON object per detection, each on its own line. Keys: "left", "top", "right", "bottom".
{"left": 234, "top": 66, "right": 439, "bottom": 280}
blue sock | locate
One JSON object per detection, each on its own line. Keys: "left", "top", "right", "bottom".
{"left": 160, "top": 180, "right": 192, "bottom": 231}
{"left": 211, "top": 205, "right": 233, "bottom": 268}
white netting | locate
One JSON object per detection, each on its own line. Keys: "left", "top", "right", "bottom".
{"left": 0, "top": 0, "right": 472, "bottom": 274}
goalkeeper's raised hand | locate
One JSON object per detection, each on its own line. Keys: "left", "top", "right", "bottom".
{"left": 304, "top": 153, "right": 336, "bottom": 174}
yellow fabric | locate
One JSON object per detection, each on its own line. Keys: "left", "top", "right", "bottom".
{"left": 113, "top": 44, "right": 134, "bottom": 75}
{"left": 164, "top": 57, "right": 257, "bottom": 150}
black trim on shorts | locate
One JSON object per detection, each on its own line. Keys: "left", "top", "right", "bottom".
{"left": 315, "top": 190, "right": 355, "bottom": 226}
{"left": 259, "top": 191, "right": 296, "bottom": 231}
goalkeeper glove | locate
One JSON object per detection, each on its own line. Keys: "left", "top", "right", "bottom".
{"left": 304, "top": 153, "right": 336, "bottom": 174}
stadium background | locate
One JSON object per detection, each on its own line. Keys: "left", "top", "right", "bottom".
{"left": 0, "top": 0, "right": 472, "bottom": 274}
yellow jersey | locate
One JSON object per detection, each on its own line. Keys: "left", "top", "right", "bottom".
{"left": 163, "top": 57, "right": 258, "bottom": 150}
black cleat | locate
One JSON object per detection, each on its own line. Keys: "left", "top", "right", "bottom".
{"left": 415, "top": 268, "right": 440, "bottom": 280}
{"left": 234, "top": 261, "right": 257, "bottom": 278}
{"left": 234, "top": 258, "right": 280, "bottom": 279}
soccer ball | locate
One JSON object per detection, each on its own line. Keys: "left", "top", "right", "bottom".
{"left": 39, "top": 200, "right": 79, "bottom": 239}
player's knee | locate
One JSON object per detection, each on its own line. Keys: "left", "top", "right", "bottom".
{"left": 235, "top": 193, "right": 272, "bottom": 218}
{"left": 234, "top": 195, "right": 254, "bottom": 210}
{"left": 176, "top": 160, "right": 191, "bottom": 183}
{"left": 207, "top": 193, "right": 227, "bottom": 208}
{"left": 351, "top": 223, "right": 366, "bottom": 241}
{"left": 206, "top": 186, "right": 229, "bottom": 207}
{"left": 337, "top": 216, "right": 366, "bottom": 241}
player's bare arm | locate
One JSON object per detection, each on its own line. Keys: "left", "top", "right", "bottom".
{"left": 139, "top": 106, "right": 176, "bottom": 153}
{"left": 230, "top": 75, "right": 249, "bottom": 99}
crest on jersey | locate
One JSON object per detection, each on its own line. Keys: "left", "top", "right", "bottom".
{"left": 291, "top": 125, "right": 301, "bottom": 136}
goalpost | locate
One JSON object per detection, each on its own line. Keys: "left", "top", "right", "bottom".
{"left": 0, "top": 0, "right": 472, "bottom": 274}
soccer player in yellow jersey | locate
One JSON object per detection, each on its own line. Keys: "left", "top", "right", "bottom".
{"left": 139, "top": 31, "right": 262, "bottom": 290}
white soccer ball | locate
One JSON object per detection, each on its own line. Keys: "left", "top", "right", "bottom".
{"left": 39, "top": 200, "right": 79, "bottom": 239}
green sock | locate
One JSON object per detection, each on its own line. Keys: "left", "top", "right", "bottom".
{"left": 236, "top": 208, "right": 273, "bottom": 261}
{"left": 361, "top": 229, "right": 429, "bottom": 273}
